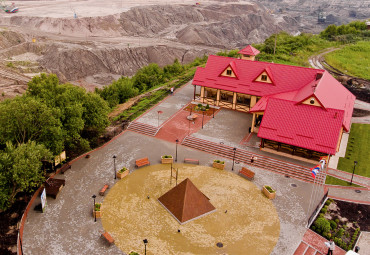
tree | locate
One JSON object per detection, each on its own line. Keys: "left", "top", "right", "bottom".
{"left": 0, "top": 141, "right": 52, "bottom": 211}
{"left": 0, "top": 96, "right": 64, "bottom": 155}
{"left": 133, "top": 63, "right": 164, "bottom": 91}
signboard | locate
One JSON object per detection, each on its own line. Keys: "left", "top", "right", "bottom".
{"left": 41, "top": 188, "right": 47, "bottom": 213}
{"left": 54, "top": 151, "right": 66, "bottom": 166}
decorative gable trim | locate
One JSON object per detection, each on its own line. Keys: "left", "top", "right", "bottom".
{"left": 219, "top": 61, "right": 239, "bottom": 79}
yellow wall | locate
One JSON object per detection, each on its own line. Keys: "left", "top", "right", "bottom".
{"left": 255, "top": 71, "right": 272, "bottom": 83}
{"left": 302, "top": 97, "right": 322, "bottom": 107}
{"left": 241, "top": 54, "right": 256, "bottom": 61}
{"left": 336, "top": 127, "right": 344, "bottom": 152}
{"left": 221, "top": 67, "right": 236, "bottom": 78}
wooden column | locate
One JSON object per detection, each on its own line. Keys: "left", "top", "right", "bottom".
{"left": 232, "top": 93, "right": 237, "bottom": 110}
{"left": 251, "top": 113, "right": 256, "bottom": 133}
{"left": 193, "top": 85, "right": 196, "bottom": 100}
{"left": 250, "top": 96, "right": 257, "bottom": 108}
{"left": 216, "top": 89, "right": 220, "bottom": 106}
{"left": 200, "top": 87, "right": 205, "bottom": 103}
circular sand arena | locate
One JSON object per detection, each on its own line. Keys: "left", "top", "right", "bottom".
{"left": 102, "top": 164, "right": 280, "bottom": 255}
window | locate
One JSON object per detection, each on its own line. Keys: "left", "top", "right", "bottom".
{"left": 261, "top": 75, "right": 268, "bottom": 81}
{"left": 310, "top": 99, "right": 315, "bottom": 104}
{"left": 226, "top": 69, "right": 232, "bottom": 76}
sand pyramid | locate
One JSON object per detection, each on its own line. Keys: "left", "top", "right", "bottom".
{"left": 158, "top": 178, "right": 216, "bottom": 224}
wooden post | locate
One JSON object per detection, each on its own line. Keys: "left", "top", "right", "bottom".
{"left": 251, "top": 113, "right": 256, "bottom": 133}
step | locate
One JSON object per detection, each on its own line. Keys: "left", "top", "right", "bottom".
{"left": 182, "top": 136, "right": 325, "bottom": 184}
{"left": 127, "top": 122, "right": 158, "bottom": 136}
{"left": 304, "top": 247, "right": 316, "bottom": 255}
{"left": 293, "top": 242, "right": 308, "bottom": 255}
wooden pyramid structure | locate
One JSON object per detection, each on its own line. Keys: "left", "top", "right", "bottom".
{"left": 158, "top": 178, "right": 216, "bottom": 224}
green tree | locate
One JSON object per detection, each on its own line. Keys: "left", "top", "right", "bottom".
{"left": 0, "top": 96, "right": 63, "bottom": 155}
{"left": 133, "top": 63, "right": 164, "bottom": 91}
{"left": 0, "top": 141, "right": 52, "bottom": 210}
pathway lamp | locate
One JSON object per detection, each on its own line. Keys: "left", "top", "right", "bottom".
{"left": 157, "top": 110, "right": 163, "bottom": 127}
{"left": 350, "top": 161, "right": 357, "bottom": 185}
{"left": 92, "top": 194, "right": 96, "bottom": 222}
{"left": 143, "top": 239, "right": 148, "bottom": 255}
{"left": 113, "top": 155, "right": 117, "bottom": 180}
{"left": 232, "top": 148, "right": 237, "bottom": 171}
{"left": 175, "top": 139, "right": 179, "bottom": 162}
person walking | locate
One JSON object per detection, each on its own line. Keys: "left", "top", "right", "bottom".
{"left": 326, "top": 239, "right": 335, "bottom": 255}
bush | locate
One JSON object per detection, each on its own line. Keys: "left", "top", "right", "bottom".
{"left": 321, "top": 207, "right": 327, "bottom": 214}
{"left": 264, "top": 186, "right": 275, "bottom": 193}
{"left": 336, "top": 228, "right": 345, "bottom": 238}
{"left": 162, "top": 155, "right": 173, "bottom": 158}
{"left": 119, "top": 167, "right": 127, "bottom": 173}
{"left": 94, "top": 203, "right": 101, "bottom": 211}
{"left": 214, "top": 160, "right": 224, "bottom": 164}
{"left": 325, "top": 200, "right": 331, "bottom": 206}
{"left": 329, "top": 220, "right": 337, "bottom": 230}
{"left": 314, "top": 217, "right": 331, "bottom": 234}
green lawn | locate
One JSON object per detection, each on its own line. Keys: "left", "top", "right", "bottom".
{"left": 337, "top": 123, "right": 370, "bottom": 178}
{"left": 325, "top": 175, "right": 362, "bottom": 187}
{"left": 325, "top": 41, "right": 370, "bottom": 80}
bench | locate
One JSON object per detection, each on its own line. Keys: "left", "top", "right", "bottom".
{"left": 184, "top": 158, "right": 199, "bottom": 165}
{"left": 239, "top": 167, "right": 255, "bottom": 181}
{"left": 99, "top": 184, "right": 109, "bottom": 196}
{"left": 44, "top": 178, "right": 66, "bottom": 199}
{"left": 60, "top": 163, "right": 71, "bottom": 174}
{"left": 135, "top": 157, "right": 150, "bottom": 168}
{"left": 101, "top": 231, "right": 114, "bottom": 245}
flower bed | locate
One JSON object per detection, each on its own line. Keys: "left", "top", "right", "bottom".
{"left": 310, "top": 199, "right": 368, "bottom": 251}
{"left": 213, "top": 160, "right": 225, "bottom": 170}
{"left": 117, "top": 167, "right": 129, "bottom": 179}
{"left": 161, "top": 155, "right": 173, "bottom": 164}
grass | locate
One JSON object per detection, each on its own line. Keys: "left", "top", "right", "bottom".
{"left": 325, "top": 41, "right": 370, "bottom": 80}
{"left": 325, "top": 175, "right": 362, "bottom": 187}
{"left": 337, "top": 124, "right": 370, "bottom": 178}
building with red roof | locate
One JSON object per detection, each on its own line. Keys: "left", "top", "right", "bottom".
{"left": 192, "top": 48, "right": 355, "bottom": 160}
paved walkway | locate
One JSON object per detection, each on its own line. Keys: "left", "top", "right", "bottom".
{"left": 21, "top": 82, "right": 369, "bottom": 255}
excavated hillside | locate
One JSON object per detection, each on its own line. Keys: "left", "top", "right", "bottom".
{"left": 0, "top": 2, "right": 295, "bottom": 93}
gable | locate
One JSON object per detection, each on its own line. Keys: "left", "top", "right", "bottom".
{"left": 255, "top": 71, "right": 272, "bottom": 83}
{"left": 220, "top": 66, "right": 237, "bottom": 78}
{"left": 301, "top": 96, "right": 323, "bottom": 108}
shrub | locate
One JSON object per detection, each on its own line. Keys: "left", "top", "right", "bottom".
{"left": 325, "top": 200, "right": 331, "bottom": 206}
{"left": 162, "top": 155, "right": 172, "bottom": 158}
{"left": 214, "top": 160, "right": 224, "bottom": 164}
{"left": 335, "top": 218, "right": 340, "bottom": 224}
{"left": 119, "top": 167, "right": 127, "bottom": 173}
{"left": 314, "top": 217, "right": 331, "bottom": 234}
{"left": 321, "top": 207, "right": 327, "bottom": 214}
{"left": 264, "top": 186, "right": 275, "bottom": 193}
{"left": 336, "top": 228, "right": 345, "bottom": 238}
{"left": 329, "top": 220, "right": 337, "bottom": 230}
{"left": 129, "top": 252, "right": 139, "bottom": 255}
{"left": 94, "top": 203, "right": 101, "bottom": 211}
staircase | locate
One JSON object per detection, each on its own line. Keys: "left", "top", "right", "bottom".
{"left": 182, "top": 136, "right": 325, "bottom": 184}
{"left": 293, "top": 241, "right": 324, "bottom": 255}
{"left": 127, "top": 122, "right": 159, "bottom": 136}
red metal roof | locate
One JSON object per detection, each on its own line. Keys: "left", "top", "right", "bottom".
{"left": 193, "top": 55, "right": 356, "bottom": 155}
{"left": 238, "top": 45, "right": 260, "bottom": 56}
{"left": 258, "top": 98, "right": 344, "bottom": 155}
{"left": 193, "top": 55, "right": 321, "bottom": 97}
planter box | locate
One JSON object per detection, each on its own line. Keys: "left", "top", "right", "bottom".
{"left": 117, "top": 169, "right": 129, "bottom": 179}
{"left": 213, "top": 162, "right": 225, "bottom": 170}
{"left": 262, "top": 186, "right": 276, "bottom": 200}
{"left": 93, "top": 203, "right": 102, "bottom": 218}
{"left": 161, "top": 156, "right": 173, "bottom": 164}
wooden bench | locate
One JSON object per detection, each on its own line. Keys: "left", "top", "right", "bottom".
{"left": 60, "top": 163, "right": 71, "bottom": 174}
{"left": 99, "top": 184, "right": 109, "bottom": 196}
{"left": 44, "top": 178, "right": 66, "bottom": 199}
{"left": 101, "top": 231, "right": 114, "bottom": 245}
{"left": 135, "top": 157, "right": 150, "bottom": 168}
{"left": 239, "top": 167, "right": 255, "bottom": 181}
{"left": 184, "top": 158, "right": 199, "bottom": 165}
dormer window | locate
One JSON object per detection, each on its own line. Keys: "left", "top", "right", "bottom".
{"left": 226, "top": 69, "right": 232, "bottom": 76}
{"left": 220, "top": 62, "right": 238, "bottom": 79}
{"left": 261, "top": 75, "right": 268, "bottom": 81}
{"left": 254, "top": 70, "right": 274, "bottom": 84}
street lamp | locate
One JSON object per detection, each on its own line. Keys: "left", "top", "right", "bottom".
{"left": 143, "top": 239, "right": 148, "bottom": 255}
{"left": 231, "top": 148, "right": 237, "bottom": 171}
{"left": 350, "top": 161, "right": 357, "bottom": 185}
{"left": 175, "top": 139, "right": 179, "bottom": 162}
{"left": 113, "top": 155, "right": 117, "bottom": 180}
{"left": 92, "top": 194, "right": 96, "bottom": 222}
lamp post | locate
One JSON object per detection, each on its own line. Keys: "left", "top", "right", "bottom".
{"left": 350, "top": 161, "right": 357, "bottom": 185}
{"left": 231, "top": 148, "right": 237, "bottom": 171}
{"left": 175, "top": 139, "right": 179, "bottom": 162}
{"left": 92, "top": 194, "right": 96, "bottom": 222}
{"left": 143, "top": 239, "right": 148, "bottom": 255}
{"left": 213, "top": 98, "right": 216, "bottom": 118}
{"left": 113, "top": 155, "right": 117, "bottom": 180}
